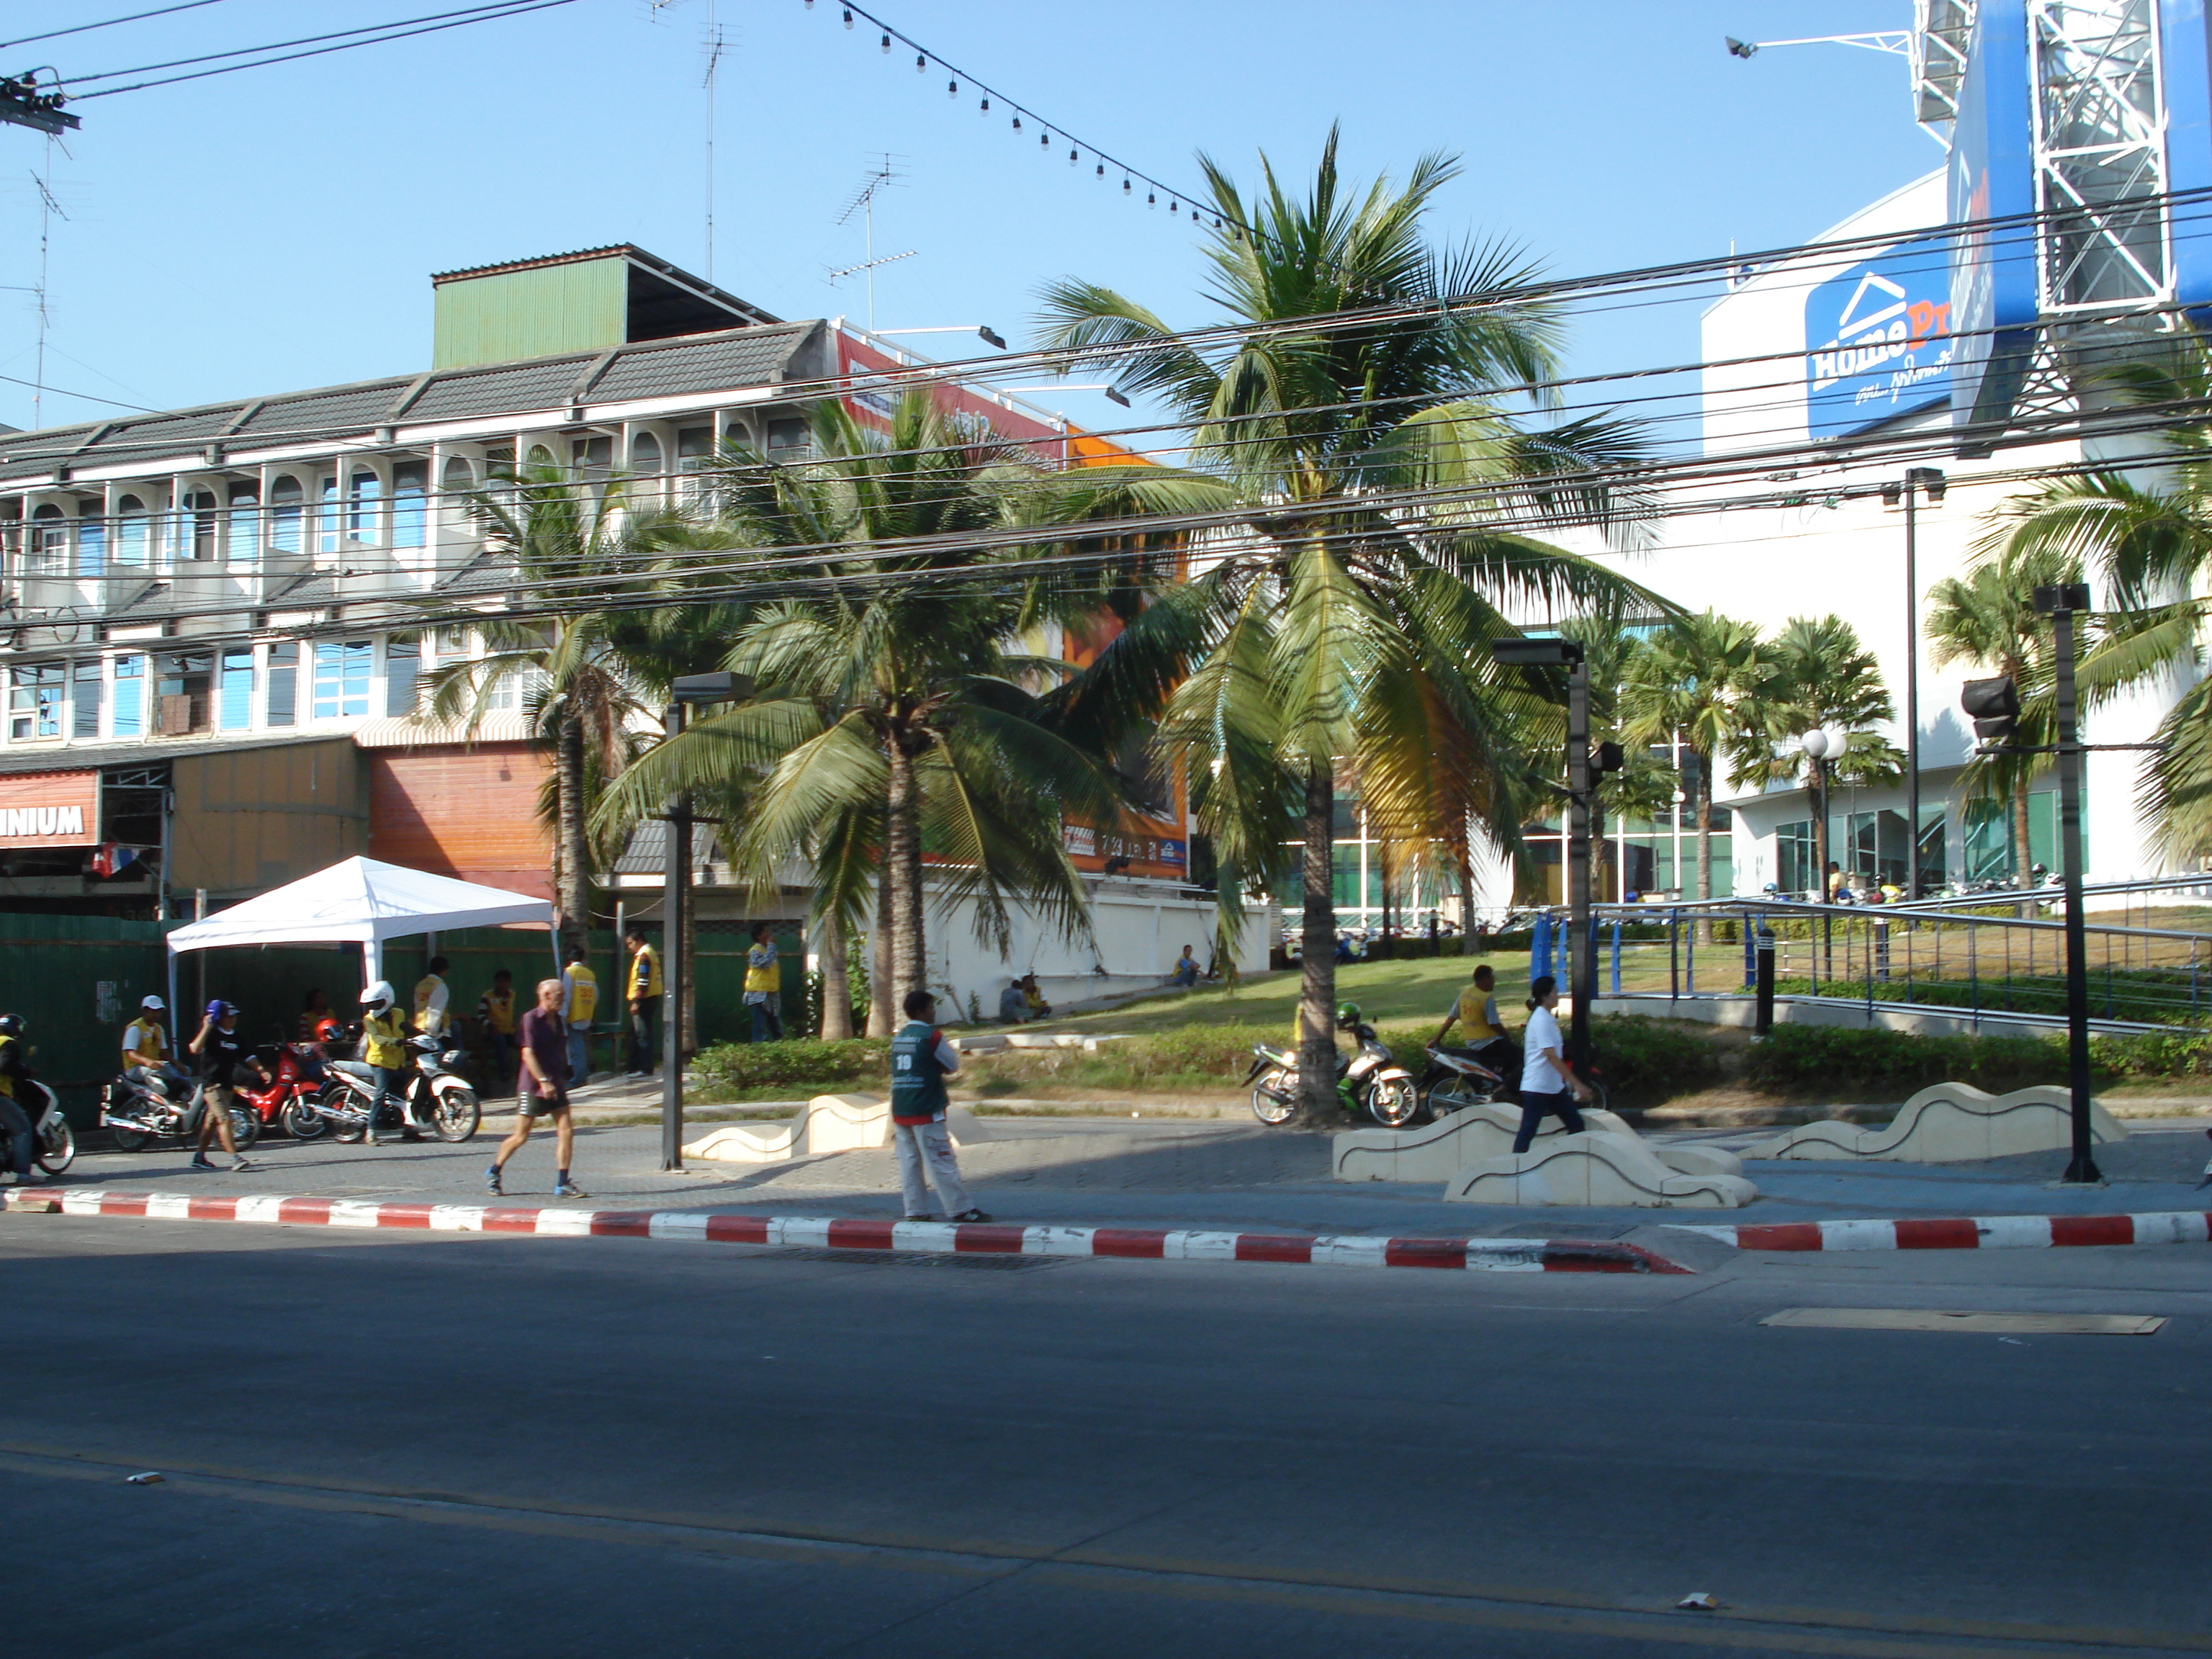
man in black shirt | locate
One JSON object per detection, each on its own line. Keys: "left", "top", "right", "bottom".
{"left": 187, "top": 999, "right": 263, "bottom": 1173}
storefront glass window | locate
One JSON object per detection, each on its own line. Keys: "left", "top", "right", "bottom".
{"left": 219, "top": 649, "right": 254, "bottom": 732}
{"left": 112, "top": 655, "right": 144, "bottom": 738}
{"left": 1776, "top": 819, "right": 1815, "bottom": 896}
{"left": 9, "top": 661, "right": 63, "bottom": 739}
{"left": 312, "top": 639, "right": 371, "bottom": 719}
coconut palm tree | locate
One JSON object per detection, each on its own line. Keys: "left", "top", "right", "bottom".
{"left": 417, "top": 467, "right": 691, "bottom": 962}
{"left": 596, "top": 390, "right": 1223, "bottom": 1033}
{"left": 1620, "top": 611, "right": 1766, "bottom": 925}
{"left": 1033, "top": 128, "right": 1661, "bottom": 1117}
{"left": 1925, "top": 549, "right": 2082, "bottom": 888}
{"left": 1728, "top": 615, "right": 1899, "bottom": 894}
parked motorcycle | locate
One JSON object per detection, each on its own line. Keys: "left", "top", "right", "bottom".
{"left": 289, "top": 1034, "right": 479, "bottom": 1143}
{"left": 11, "top": 1076, "right": 75, "bottom": 1175}
{"left": 99, "top": 1069, "right": 259, "bottom": 1154}
{"left": 233, "top": 1039, "right": 327, "bottom": 1133}
{"left": 1241, "top": 1025, "right": 1420, "bottom": 1128}
{"left": 1419, "top": 1043, "right": 1515, "bottom": 1120}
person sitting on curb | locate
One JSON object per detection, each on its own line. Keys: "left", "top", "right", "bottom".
{"left": 997, "top": 979, "right": 1029, "bottom": 1024}
{"left": 1169, "top": 944, "right": 1200, "bottom": 988}
{"left": 1019, "top": 973, "right": 1052, "bottom": 1020}
{"left": 889, "top": 989, "right": 989, "bottom": 1224}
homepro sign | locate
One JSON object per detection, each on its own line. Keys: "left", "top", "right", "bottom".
{"left": 1804, "top": 240, "right": 1954, "bottom": 440}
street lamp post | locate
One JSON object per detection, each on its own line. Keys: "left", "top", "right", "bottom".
{"left": 658, "top": 671, "right": 750, "bottom": 1172}
{"left": 1886, "top": 468, "right": 1946, "bottom": 899}
{"left": 1799, "top": 727, "right": 1841, "bottom": 984}
{"left": 1492, "top": 637, "right": 1593, "bottom": 1069}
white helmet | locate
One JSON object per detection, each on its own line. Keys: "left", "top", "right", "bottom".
{"left": 361, "top": 980, "right": 396, "bottom": 1014}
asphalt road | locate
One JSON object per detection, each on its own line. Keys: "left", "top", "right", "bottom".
{"left": 7, "top": 1211, "right": 2212, "bottom": 1657}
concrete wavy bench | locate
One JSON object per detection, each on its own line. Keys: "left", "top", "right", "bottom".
{"left": 1334, "top": 1102, "right": 1743, "bottom": 1184}
{"left": 683, "top": 1094, "right": 890, "bottom": 1164}
{"left": 1445, "top": 1129, "right": 1758, "bottom": 1209}
{"left": 1742, "top": 1083, "right": 2128, "bottom": 1164}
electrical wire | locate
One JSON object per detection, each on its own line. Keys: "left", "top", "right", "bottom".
{"left": 66, "top": 0, "right": 577, "bottom": 100}
{"left": 0, "top": 1, "right": 233, "bottom": 54}
{"left": 61, "top": 0, "right": 567, "bottom": 85}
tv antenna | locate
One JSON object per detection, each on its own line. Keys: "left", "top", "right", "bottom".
{"left": 29, "top": 151, "right": 66, "bottom": 429}
{"left": 830, "top": 155, "right": 913, "bottom": 329}
{"left": 701, "top": 2, "right": 725, "bottom": 282}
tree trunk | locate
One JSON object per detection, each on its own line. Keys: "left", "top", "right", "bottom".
{"left": 555, "top": 715, "right": 590, "bottom": 963}
{"left": 1694, "top": 749, "right": 1714, "bottom": 948}
{"left": 884, "top": 735, "right": 926, "bottom": 1023}
{"left": 819, "top": 917, "right": 853, "bottom": 1040}
{"left": 1808, "top": 773, "right": 1827, "bottom": 902}
{"left": 866, "top": 863, "right": 894, "bottom": 1038}
{"left": 2013, "top": 775, "right": 2036, "bottom": 919}
{"left": 680, "top": 886, "right": 698, "bottom": 1055}
{"left": 1296, "top": 763, "right": 1341, "bottom": 1123}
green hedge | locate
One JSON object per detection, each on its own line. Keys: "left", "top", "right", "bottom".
{"left": 1744, "top": 1024, "right": 2069, "bottom": 1095}
{"left": 691, "top": 1036, "right": 889, "bottom": 1094}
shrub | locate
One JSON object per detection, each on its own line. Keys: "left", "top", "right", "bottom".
{"left": 1743, "top": 1024, "right": 2069, "bottom": 1096}
{"left": 1578, "top": 1015, "right": 1726, "bottom": 1104}
{"left": 693, "top": 1036, "right": 889, "bottom": 1094}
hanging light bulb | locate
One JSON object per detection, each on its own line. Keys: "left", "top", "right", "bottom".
{"left": 1095, "top": 161, "right": 1105, "bottom": 179}
{"left": 806, "top": 1, "right": 815, "bottom": 10}
{"left": 948, "top": 78, "right": 958, "bottom": 96}
{"left": 1122, "top": 178, "right": 1131, "bottom": 194}
{"left": 1169, "top": 201, "right": 1179, "bottom": 215}
{"left": 979, "top": 96, "right": 989, "bottom": 113}
{"left": 1068, "top": 146, "right": 1078, "bottom": 165}
{"left": 915, "top": 52, "right": 925, "bottom": 70}
{"left": 879, "top": 31, "right": 889, "bottom": 50}
{"left": 1011, "top": 114, "right": 1021, "bottom": 130}
{"left": 1040, "top": 130, "right": 1050, "bottom": 146}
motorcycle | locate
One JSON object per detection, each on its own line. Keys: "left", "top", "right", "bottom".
{"left": 288, "top": 1033, "right": 480, "bottom": 1143}
{"left": 234, "top": 1040, "right": 327, "bottom": 1133}
{"left": 1241, "top": 1025, "right": 1420, "bottom": 1128}
{"left": 9, "top": 1076, "right": 76, "bottom": 1176}
{"left": 99, "top": 1069, "right": 259, "bottom": 1154}
{"left": 1419, "top": 1043, "right": 1516, "bottom": 1120}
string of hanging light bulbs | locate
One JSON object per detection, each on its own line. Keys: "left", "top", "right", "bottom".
{"left": 804, "top": 0, "right": 1243, "bottom": 235}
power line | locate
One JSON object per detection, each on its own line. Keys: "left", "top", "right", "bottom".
{"left": 0, "top": 0, "right": 233, "bottom": 53}
{"left": 63, "top": 0, "right": 563, "bottom": 85}
{"left": 66, "top": 0, "right": 577, "bottom": 100}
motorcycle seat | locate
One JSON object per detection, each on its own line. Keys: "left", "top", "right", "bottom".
{"left": 327, "top": 1060, "right": 374, "bottom": 1082}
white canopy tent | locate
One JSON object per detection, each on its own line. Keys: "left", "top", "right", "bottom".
{"left": 165, "top": 856, "right": 558, "bottom": 997}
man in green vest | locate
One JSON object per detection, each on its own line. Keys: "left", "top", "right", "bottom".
{"left": 889, "top": 989, "right": 989, "bottom": 1223}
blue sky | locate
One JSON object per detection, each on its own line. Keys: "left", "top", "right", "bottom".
{"left": 0, "top": 0, "right": 1941, "bottom": 436}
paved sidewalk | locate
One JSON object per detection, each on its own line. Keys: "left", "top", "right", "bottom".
{"left": 21, "top": 1115, "right": 2212, "bottom": 1242}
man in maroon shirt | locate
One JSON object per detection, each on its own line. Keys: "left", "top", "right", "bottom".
{"left": 486, "top": 978, "right": 586, "bottom": 1199}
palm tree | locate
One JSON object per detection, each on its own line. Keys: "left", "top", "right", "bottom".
{"left": 1034, "top": 129, "right": 1660, "bottom": 1118}
{"left": 1728, "top": 615, "right": 1898, "bottom": 894}
{"left": 597, "top": 391, "right": 1217, "bottom": 1033}
{"left": 418, "top": 467, "right": 687, "bottom": 961}
{"left": 1925, "top": 550, "right": 2082, "bottom": 888}
{"left": 1969, "top": 340, "right": 2211, "bottom": 861}
{"left": 1620, "top": 612, "right": 1766, "bottom": 926}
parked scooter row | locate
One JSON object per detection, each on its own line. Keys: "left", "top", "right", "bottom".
{"left": 284, "top": 1033, "right": 480, "bottom": 1143}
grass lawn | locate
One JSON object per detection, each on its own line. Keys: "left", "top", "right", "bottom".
{"left": 1051, "top": 952, "right": 1534, "bottom": 1038}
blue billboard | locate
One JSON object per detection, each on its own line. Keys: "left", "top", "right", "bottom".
{"left": 1947, "top": 0, "right": 2038, "bottom": 444}
{"left": 2160, "top": 0, "right": 2212, "bottom": 323}
{"left": 1804, "top": 240, "right": 1956, "bottom": 439}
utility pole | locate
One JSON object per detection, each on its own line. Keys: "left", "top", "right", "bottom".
{"left": 1888, "top": 467, "right": 1946, "bottom": 899}
{"left": 659, "top": 698, "right": 691, "bottom": 1172}
{"left": 2037, "top": 583, "right": 2100, "bottom": 1184}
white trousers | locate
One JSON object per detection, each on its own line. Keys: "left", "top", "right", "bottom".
{"left": 893, "top": 1117, "right": 973, "bottom": 1218}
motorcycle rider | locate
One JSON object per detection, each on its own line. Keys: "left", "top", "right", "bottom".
{"left": 186, "top": 999, "right": 259, "bottom": 1173}
{"left": 358, "top": 980, "right": 419, "bottom": 1146}
{"left": 0, "top": 1012, "right": 41, "bottom": 1185}
{"left": 121, "top": 994, "right": 188, "bottom": 1099}
{"left": 1431, "top": 963, "right": 1519, "bottom": 1083}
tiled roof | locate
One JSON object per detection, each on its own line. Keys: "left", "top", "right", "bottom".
{"left": 0, "top": 321, "right": 824, "bottom": 485}
{"left": 0, "top": 729, "right": 352, "bottom": 778}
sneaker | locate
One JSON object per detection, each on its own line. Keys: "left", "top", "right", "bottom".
{"left": 553, "top": 1180, "right": 589, "bottom": 1200}
{"left": 231, "top": 1156, "right": 254, "bottom": 1172}
{"left": 485, "top": 1168, "right": 504, "bottom": 1197}
{"left": 621, "top": 1071, "right": 647, "bottom": 1081}
{"left": 363, "top": 1132, "right": 379, "bottom": 1147}
{"left": 946, "top": 1208, "right": 993, "bottom": 1224}
{"left": 189, "top": 1154, "right": 215, "bottom": 1172}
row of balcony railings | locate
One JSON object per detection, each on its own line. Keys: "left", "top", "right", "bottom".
{"left": 1524, "top": 874, "right": 2212, "bottom": 1035}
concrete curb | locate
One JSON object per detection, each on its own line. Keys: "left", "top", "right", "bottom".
{"left": 1673, "top": 1210, "right": 2212, "bottom": 1252}
{"left": 0, "top": 1187, "right": 1692, "bottom": 1274}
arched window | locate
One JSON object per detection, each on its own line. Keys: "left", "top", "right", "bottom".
{"left": 226, "top": 482, "right": 258, "bottom": 562}
{"left": 525, "top": 444, "right": 554, "bottom": 467}
{"left": 117, "top": 495, "right": 150, "bottom": 567}
{"left": 29, "top": 503, "right": 66, "bottom": 575}
{"left": 269, "top": 475, "right": 303, "bottom": 555}
{"left": 186, "top": 490, "right": 218, "bottom": 560}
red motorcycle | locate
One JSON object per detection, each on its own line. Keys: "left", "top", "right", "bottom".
{"left": 234, "top": 1040, "right": 328, "bottom": 1133}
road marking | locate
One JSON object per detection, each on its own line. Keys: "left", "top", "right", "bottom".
{"left": 1762, "top": 1308, "right": 2167, "bottom": 1335}
{"left": 2, "top": 1442, "right": 2206, "bottom": 1655}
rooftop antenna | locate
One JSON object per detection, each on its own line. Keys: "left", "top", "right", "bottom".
{"left": 701, "top": 1, "right": 725, "bottom": 282}
{"left": 833, "top": 155, "right": 910, "bottom": 330}
{"left": 30, "top": 143, "right": 66, "bottom": 430}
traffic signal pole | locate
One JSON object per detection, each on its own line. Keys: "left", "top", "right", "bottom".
{"left": 1567, "top": 654, "right": 1593, "bottom": 1071}
{"left": 2046, "top": 595, "right": 2100, "bottom": 1184}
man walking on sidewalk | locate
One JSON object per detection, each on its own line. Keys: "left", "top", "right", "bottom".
{"left": 487, "top": 978, "right": 586, "bottom": 1199}
{"left": 889, "top": 990, "right": 989, "bottom": 1223}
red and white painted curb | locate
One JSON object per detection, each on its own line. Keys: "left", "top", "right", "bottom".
{"left": 0, "top": 1187, "right": 1689, "bottom": 1274}
{"left": 1674, "top": 1210, "right": 2212, "bottom": 1253}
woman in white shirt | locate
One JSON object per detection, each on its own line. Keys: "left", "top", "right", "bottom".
{"left": 1515, "top": 975, "right": 1591, "bottom": 1154}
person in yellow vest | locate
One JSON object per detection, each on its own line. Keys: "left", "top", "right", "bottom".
{"left": 624, "top": 925, "right": 661, "bottom": 1078}
{"left": 413, "top": 955, "right": 451, "bottom": 1035}
{"left": 1431, "top": 962, "right": 1517, "bottom": 1080}
{"left": 560, "top": 949, "right": 599, "bottom": 1084}
{"left": 477, "top": 968, "right": 518, "bottom": 1082}
{"left": 121, "top": 993, "right": 184, "bottom": 1097}
{"left": 745, "top": 922, "right": 783, "bottom": 1043}
{"left": 359, "top": 979, "right": 418, "bottom": 1146}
